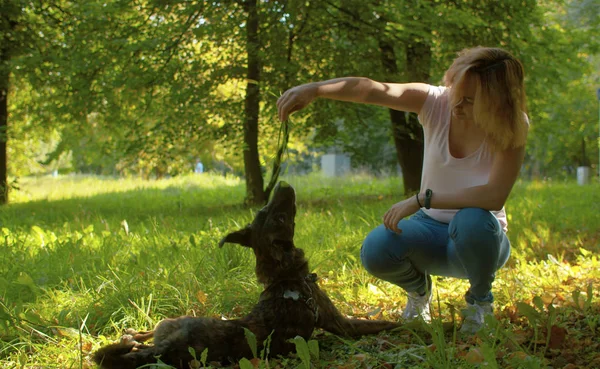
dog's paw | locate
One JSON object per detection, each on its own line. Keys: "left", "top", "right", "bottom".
{"left": 125, "top": 328, "right": 138, "bottom": 335}
{"left": 120, "top": 334, "right": 134, "bottom": 344}
{"left": 120, "top": 334, "right": 146, "bottom": 348}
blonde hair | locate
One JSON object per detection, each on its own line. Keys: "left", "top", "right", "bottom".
{"left": 443, "top": 47, "right": 528, "bottom": 151}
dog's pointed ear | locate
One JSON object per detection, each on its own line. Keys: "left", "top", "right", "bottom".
{"left": 219, "top": 226, "right": 252, "bottom": 248}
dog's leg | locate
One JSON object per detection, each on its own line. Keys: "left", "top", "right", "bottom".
{"left": 321, "top": 315, "right": 401, "bottom": 337}
{"left": 131, "top": 330, "right": 155, "bottom": 343}
{"left": 314, "top": 290, "right": 401, "bottom": 337}
{"left": 120, "top": 328, "right": 155, "bottom": 350}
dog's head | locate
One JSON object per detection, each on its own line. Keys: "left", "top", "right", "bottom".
{"left": 219, "top": 181, "right": 309, "bottom": 285}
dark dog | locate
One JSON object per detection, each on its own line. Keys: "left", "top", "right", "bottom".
{"left": 93, "top": 181, "right": 400, "bottom": 368}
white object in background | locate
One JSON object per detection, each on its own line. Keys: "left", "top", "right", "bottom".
{"left": 577, "top": 166, "right": 590, "bottom": 185}
{"left": 321, "top": 154, "right": 350, "bottom": 177}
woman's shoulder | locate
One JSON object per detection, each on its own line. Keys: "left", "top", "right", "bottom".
{"left": 427, "top": 85, "right": 449, "bottom": 98}
{"left": 418, "top": 85, "right": 450, "bottom": 124}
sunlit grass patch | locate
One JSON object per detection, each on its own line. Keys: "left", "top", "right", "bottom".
{"left": 12, "top": 173, "right": 244, "bottom": 203}
{"left": 507, "top": 180, "right": 599, "bottom": 259}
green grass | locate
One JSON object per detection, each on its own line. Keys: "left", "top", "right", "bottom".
{"left": 0, "top": 173, "right": 598, "bottom": 368}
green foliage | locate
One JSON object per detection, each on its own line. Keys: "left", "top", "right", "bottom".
{"left": 521, "top": 0, "right": 600, "bottom": 178}
{"left": 4, "top": 0, "right": 598, "bottom": 185}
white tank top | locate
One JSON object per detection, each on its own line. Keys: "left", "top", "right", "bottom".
{"left": 417, "top": 85, "right": 508, "bottom": 231}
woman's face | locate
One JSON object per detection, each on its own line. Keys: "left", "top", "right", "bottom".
{"left": 452, "top": 74, "right": 477, "bottom": 122}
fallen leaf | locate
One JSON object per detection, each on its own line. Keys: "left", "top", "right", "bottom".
{"left": 508, "top": 351, "right": 528, "bottom": 361}
{"left": 81, "top": 341, "right": 93, "bottom": 352}
{"left": 465, "top": 348, "right": 485, "bottom": 364}
{"left": 548, "top": 325, "right": 567, "bottom": 349}
{"left": 196, "top": 290, "right": 208, "bottom": 305}
{"left": 54, "top": 327, "right": 79, "bottom": 338}
{"left": 335, "top": 364, "right": 358, "bottom": 369}
{"left": 353, "top": 354, "right": 367, "bottom": 362}
{"left": 561, "top": 364, "right": 578, "bottom": 369}
{"left": 367, "top": 306, "right": 383, "bottom": 320}
{"left": 541, "top": 292, "right": 557, "bottom": 305}
{"left": 512, "top": 329, "right": 530, "bottom": 344}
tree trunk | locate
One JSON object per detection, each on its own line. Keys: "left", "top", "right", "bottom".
{"left": 378, "top": 39, "right": 431, "bottom": 195}
{"left": 242, "top": 0, "right": 265, "bottom": 205}
{"left": 0, "top": 49, "right": 8, "bottom": 205}
{"left": 1, "top": 8, "right": 19, "bottom": 205}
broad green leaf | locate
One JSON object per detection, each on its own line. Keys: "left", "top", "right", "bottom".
{"left": 200, "top": 348, "right": 208, "bottom": 365}
{"left": 291, "top": 336, "right": 311, "bottom": 369}
{"left": 238, "top": 358, "right": 255, "bottom": 369}
{"left": 15, "top": 272, "right": 39, "bottom": 295}
{"left": 243, "top": 327, "right": 258, "bottom": 358}
{"left": 308, "top": 339, "right": 319, "bottom": 361}
{"left": 516, "top": 302, "right": 542, "bottom": 325}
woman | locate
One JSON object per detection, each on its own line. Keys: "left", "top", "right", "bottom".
{"left": 276, "top": 47, "right": 528, "bottom": 333}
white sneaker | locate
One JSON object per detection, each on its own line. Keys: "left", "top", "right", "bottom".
{"left": 460, "top": 301, "right": 494, "bottom": 334}
{"left": 401, "top": 290, "right": 432, "bottom": 323}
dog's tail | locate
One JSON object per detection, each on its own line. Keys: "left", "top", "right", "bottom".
{"left": 92, "top": 342, "right": 158, "bottom": 369}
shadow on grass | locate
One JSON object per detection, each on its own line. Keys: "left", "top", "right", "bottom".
{"left": 0, "top": 185, "right": 389, "bottom": 231}
{"left": 0, "top": 186, "right": 246, "bottom": 229}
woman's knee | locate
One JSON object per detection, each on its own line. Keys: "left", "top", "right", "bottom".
{"left": 360, "top": 225, "right": 404, "bottom": 275}
{"left": 449, "top": 208, "right": 502, "bottom": 247}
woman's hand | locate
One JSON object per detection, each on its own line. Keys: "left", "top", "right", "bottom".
{"left": 383, "top": 196, "right": 420, "bottom": 234}
{"left": 277, "top": 83, "right": 318, "bottom": 121}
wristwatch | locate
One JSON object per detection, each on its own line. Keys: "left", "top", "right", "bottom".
{"left": 424, "top": 189, "right": 433, "bottom": 209}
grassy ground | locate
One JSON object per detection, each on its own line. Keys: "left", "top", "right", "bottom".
{"left": 0, "top": 173, "right": 598, "bottom": 369}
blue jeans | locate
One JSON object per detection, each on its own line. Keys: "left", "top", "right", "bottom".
{"left": 360, "top": 208, "right": 510, "bottom": 303}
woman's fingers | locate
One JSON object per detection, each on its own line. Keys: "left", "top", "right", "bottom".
{"left": 277, "top": 85, "right": 316, "bottom": 121}
{"left": 383, "top": 210, "right": 390, "bottom": 229}
{"left": 383, "top": 208, "right": 402, "bottom": 234}
{"left": 279, "top": 98, "right": 300, "bottom": 121}
{"left": 277, "top": 96, "right": 295, "bottom": 121}
{"left": 277, "top": 89, "right": 300, "bottom": 121}
{"left": 276, "top": 94, "right": 290, "bottom": 121}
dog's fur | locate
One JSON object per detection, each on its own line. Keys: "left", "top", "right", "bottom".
{"left": 93, "top": 182, "right": 400, "bottom": 369}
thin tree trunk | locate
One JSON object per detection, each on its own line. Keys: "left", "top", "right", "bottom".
{"left": 242, "top": 0, "right": 265, "bottom": 205}
{"left": 0, "top": 50, "right": 8, "bottom": 205}
{"left": 378, "top": 39, "right": 429, "bottom": 195}
{"left": 1, "top": 9, "right": 19, "bottom": 205}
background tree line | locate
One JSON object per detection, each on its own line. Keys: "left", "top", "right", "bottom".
{"left": 1, "top": 0, "right": 598, "bottom": 205}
